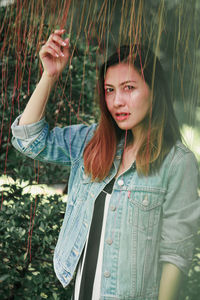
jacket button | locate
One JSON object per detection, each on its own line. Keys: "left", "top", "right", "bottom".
{"left": 104, "top": 271, "right": 111, "bottom": 278}
{"left": 106, "top": 238, "right": 113, "bottom": 245}
{"left": 142, "top": 199, "right": 149, "bottom": 206}
{"left": 118, "top": 179, "right": 124, "bottom": 186}
{"left": 110, "top": 205, "right": 116, "bottom": 211}
{"left": 84, "top": 221, "right": 88, "bottom": 228}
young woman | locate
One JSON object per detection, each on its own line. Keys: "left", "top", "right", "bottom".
{"left": 11, "top": 29, "right": 200, "bottom": 300}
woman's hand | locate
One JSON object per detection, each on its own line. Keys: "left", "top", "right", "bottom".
{"left": 39, "top": 29, "right": 70, "bottom": 78}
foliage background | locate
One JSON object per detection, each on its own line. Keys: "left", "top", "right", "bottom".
{"left": 0, "top": 0, "right": 200, "bottom": 299}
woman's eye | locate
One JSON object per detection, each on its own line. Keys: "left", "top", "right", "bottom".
{"left": 105, "top": 88, "right": 114, "bottom": 94}
{"left": 124, "top": 85, "right": 134, "bottom": 91}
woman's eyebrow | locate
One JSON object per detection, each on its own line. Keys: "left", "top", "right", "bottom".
{"left": 120, "top": 80, "right": 136, "bottom": 86}
{"left": 104, "top": 83, "right": 113, "bottom": 87}
{"left": 105, "top": 80, "right": 136, "bottom": 87}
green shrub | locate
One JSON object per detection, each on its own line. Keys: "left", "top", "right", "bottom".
{"left": 0, "top": 183, "right": 73, "bottom": 300}
{"left": 179, "top": 233, "right": 200, "bottom": 300}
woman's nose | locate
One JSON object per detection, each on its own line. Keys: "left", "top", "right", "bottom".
{"left": 113, "top": 92, "right": 125, "bottom": 107}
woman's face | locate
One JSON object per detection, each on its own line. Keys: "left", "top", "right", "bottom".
{"left": 104, "top": 63, "right": 151, "bottom": 134}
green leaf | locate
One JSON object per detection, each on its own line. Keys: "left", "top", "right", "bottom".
{"left": 0, "top": 274, "right": 10, "bottom": 282}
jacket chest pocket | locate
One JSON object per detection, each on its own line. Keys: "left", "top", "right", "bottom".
{"left": 128, "top": 190, "right": 164, "bottom": 233}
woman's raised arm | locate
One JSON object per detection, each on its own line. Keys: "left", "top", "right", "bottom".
{"left": 19, "top": 29, "right": 70, "bottom": 125}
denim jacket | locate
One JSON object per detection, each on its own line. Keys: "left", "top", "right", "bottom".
{"left": 11, "top": 116, "right": 200, "bottom": 300}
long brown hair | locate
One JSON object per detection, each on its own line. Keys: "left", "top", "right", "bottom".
{"left": 84, "top": 45, "right": 181, "bottom": 181}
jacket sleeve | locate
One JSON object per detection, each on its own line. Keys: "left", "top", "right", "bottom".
{"left": 11, "top": 115, "right": 96, "bottom": 166}
{"left": 159, "top": 149, "right": 200, "bottom": 275}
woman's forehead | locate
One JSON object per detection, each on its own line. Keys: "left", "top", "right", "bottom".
{"left": 104, "top": 63, "right": 142, "bottom": 85}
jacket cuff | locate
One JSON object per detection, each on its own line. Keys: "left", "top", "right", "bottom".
{"left": 11, "top": 115, "right": 46, "bottom": 139}
{"left": 159, "top": 254, "right": 192, "bottom": 275}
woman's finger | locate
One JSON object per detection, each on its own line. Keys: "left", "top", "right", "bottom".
{"left": 54, "top": 29, "right": 65, "bottom": 35}
{"left": 49, "top": 33, "right": 67, "bottom": 47}
{"left": 40, "top": 29, "right": 70, "bottom": 60}
{"left": 46, "top": 41, "right": 65, "bottom": 57}
{"left": 40, "top": 44, "right": 59, "bottom": 58}
{"left": 62, "top": 38, "right": 70, "bottom": 54}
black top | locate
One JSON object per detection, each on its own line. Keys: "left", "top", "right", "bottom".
{"left": 72, "top": 178, "right": 115, "bottom": 300}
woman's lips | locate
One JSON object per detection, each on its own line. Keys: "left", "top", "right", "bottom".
{"left": 115, "top": 113, "right": 130, "bottom": 121}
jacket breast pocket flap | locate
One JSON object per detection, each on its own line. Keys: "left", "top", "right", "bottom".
{"left": 129, "top": 190, "right": 163, "bottom": 211}
{"left": 128, "top": 190, "right": 164, "bottom": 232}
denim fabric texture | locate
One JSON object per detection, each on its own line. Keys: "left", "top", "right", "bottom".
{"left": 11, "top": 116, "right": 200, "bottom": 300}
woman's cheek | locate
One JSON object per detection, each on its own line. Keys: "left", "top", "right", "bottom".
{"left": 105, "top": 98, "right": 113, "bottom": 111}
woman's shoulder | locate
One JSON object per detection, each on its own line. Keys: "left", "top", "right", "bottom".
{"left": 166, "top": 140, "right": 199, "bottom": 175}
{"left": 171, "top": 140, "right": 198, "bottom": 160}
{"left": 69, "top": 122, "right": 97, "bottom": 134}
{"left": 69, "top": 122, "right": 97, "bottom": 142}
{"left": 52, "top": 122, "right": 98, "bottom": 145}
